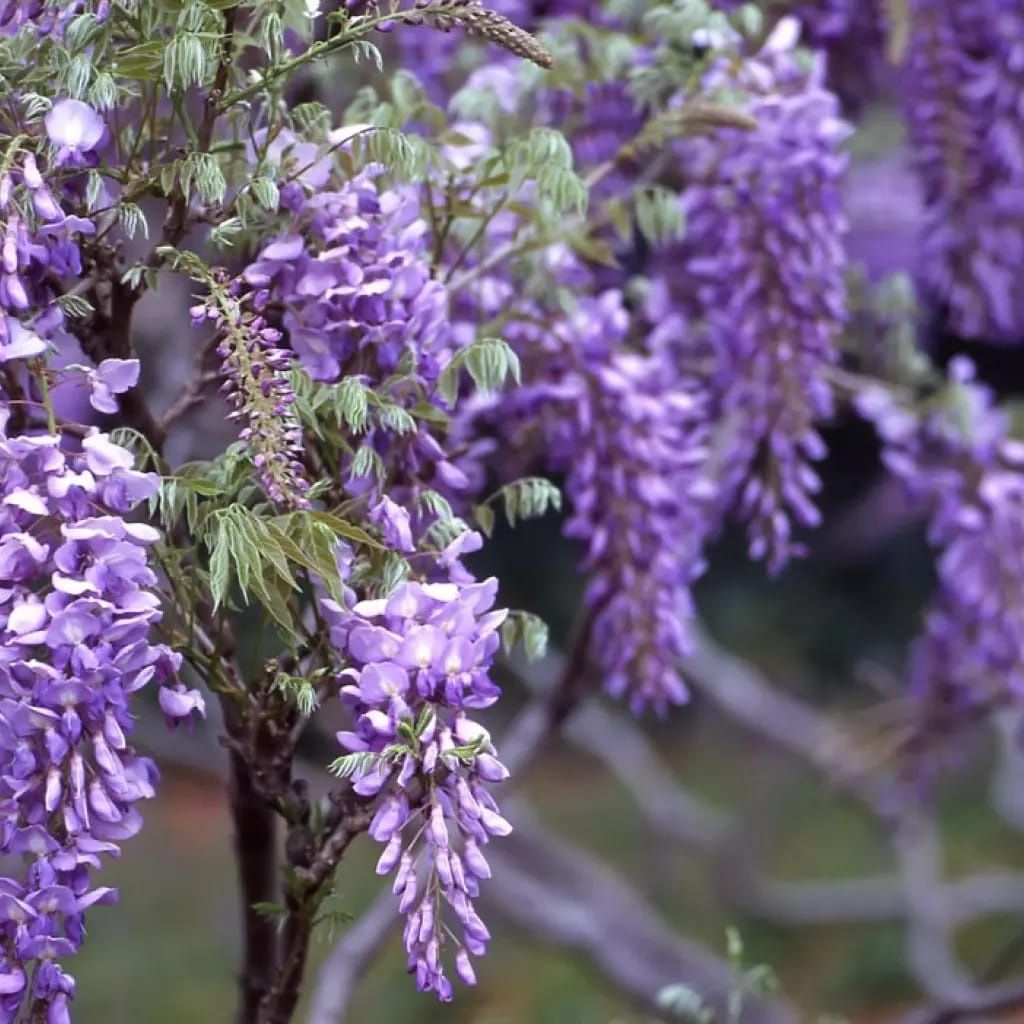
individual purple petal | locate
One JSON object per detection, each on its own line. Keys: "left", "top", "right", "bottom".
{"left": 0, "top": 319, "right": 46, "bottom": 361}
{"left": 158, "top": 685, "right": 205, "bottom": 722}
{"left": 45, "top": 99, "right": 105, "bottom": 167}
{"left": 88, "top": 359, "right": 140, "bottom": 414}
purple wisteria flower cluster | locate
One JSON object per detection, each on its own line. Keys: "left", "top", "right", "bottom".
{"left": 715, "top": 0, "right": 887, "bottom": 104}
{"left": 323, "top": 568, "right": 510, "bottom": 1000}
{"left": 678, "top": 19, "right": 849, "bottom": 572}
{"left": 11, "top": 0, "right": 1024, "bottom": 1014}
{"left": 0, "top": 111, "right": 101, "bottom": 351}
{"left": 857, "top": 360, "right": 1024, "bottom": 780}
{"left": 239, "top": 144, "right": 475, "bottom": 518}
{"left": 545, "top": 292, "right": 712, "bottom": 714}
{"left": 902, "top": 0, "right": 1024, "bottom": 341}
{"left": 243, "top": 157, "right": 449, "bottom": 385}
{"left": 233, "top": 129, "right": 519, "bottom": 1002}
{"left": 0, "top": 404, "right": 193, "bottom": 1021}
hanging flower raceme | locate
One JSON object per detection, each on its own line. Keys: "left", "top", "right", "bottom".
{"left": 857, "top": 359, "right": 1024, "bottom": 784}
{"left": 0, "top": 398, "right": 191, "bottom": 1021}
{"left": 678, "top": 19, "right": 848, "bottom": 572}
{"left": 442, "top": 180, "right": 713, "bottom": 714}
{"left": 542, "top": 292, "right": 713, "bottom": 714}
{"left": 0, "top": 112, "right": 103, "bottom": 346}
{"left": 322, "top": 557, "right": 510, "bottom": 1002}
{"left": 901, "top": 0, "right": 1024, "bottom": 342}
{"left": 192, "top": 286, "right": 311, "bottom": 510}
{"left": 242, "top": 147, "right": 476, "bottom": 517}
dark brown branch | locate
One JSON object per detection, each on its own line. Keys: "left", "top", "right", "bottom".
{"left": 230, "top": 749, "right": 280, "bottom": 1023}
{"left": 159, "top": 366, "right": 220, "bottom": 432}
{"left": 254, "top": 782, "right": 376, "bottom": 1024}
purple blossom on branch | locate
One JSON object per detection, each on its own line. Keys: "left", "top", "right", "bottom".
{"left": 322, "top": 565, "right": 510, "bottom": 1001}
{"left": 901, "top": 0, "right": 1024, "bottom": 341}
{"left": 44, "top": 100, "right": 105, "bottom": 170}
{"left": 548, "top": 293, "right": 712, "bottom": 714}
{"left": 0, "top": 149, "right": 94, "bottom": 343}
{"left": 678, "top": 20, "right": 849, "bottom": 572}
{"left": 242, "top": 169, "right": 449, "bottom": 385}
{"left": 86, "top": 358, "right": 139, "bottom": 415}
{"left": 0, "top": 400, "right": 186, "bottom": 1021}
{"left": 858, "top": 359, "right": 1024, "bottom": 783}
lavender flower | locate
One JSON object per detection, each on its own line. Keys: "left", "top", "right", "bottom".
{"left": 901, "top": 0, "right": 1024, "bottom": 341}
{"left": 323, "top": 561, "right": 510, "bottom": 1001}
{"left": 0, "top": 319, "right": 46, "bottom": 362}
{"left": 857, "top": 359, "right": 1024, "bottom": 783}
{"left": 0, "top": 398, "right": 187, "bottom": 1021}
{"left": 242, "top": 170, "right": 450, "bottom": 385}
{"left": 86, "top": 358, "right": 139, "bottom": 415}
{"left": 0, "top": 0, "right": 106, "bottom": 36}
{"left": 541, "top": 292, "right": 712, "bottom": 713}
{"left": 241, "top": 158, "right": 472, "bottom": 518}
{"left": 678, "top": 20, "right": 848, "bottom": 571}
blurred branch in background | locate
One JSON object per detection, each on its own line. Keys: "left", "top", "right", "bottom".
{"left": 685, "top": 625, "right": 890, "bottom": 810}
{"left": 125, "top": 614, "right": 1024, "bottom": 1022}
{"left": 483, "top": 805, "right": 797, "bottom": 1024}
{"left": 305, "top": 804, "right": 799, "bottom": 1024}
{"left": 300, "top": 627, "right": 1024, "bottom": 1021}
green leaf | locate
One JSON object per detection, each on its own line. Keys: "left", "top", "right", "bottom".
{"left": 500, "top": 610, "right": 549, "bottom": 662}
{"left": 57, "top": 293, "right": 94, "bottom": 319}
{"left": 328, "top": 751, "right": 378, "bottom": 779}
{"left": 271, "top": 673, "right": 319, "bottom": 715}
{"left": 375, "top": 402, "right": 416, "bottom": 435}
{"left": 118, "top": 203, "right": 149, "bottom": 240}
{"left": 182, "top": 152, "right": 227, "bottom": 205}
{"left": 409, "top": 401, "right": 449, "bottom": 426}
{"left": 635, "top": 185, "right": 686, "bottom": 247}
{"left": 252, "top": 901, "right": 287, "bottom": 921}
{"left": 350, "top": 446, "right": 385, "bottom": 484}
{"left": 250, "top": 176, "right": 280, "bottom": 212}
{"left": 496, "top": 477, "right": 561, "bottom": 528}
{"left": 306, "top": 510, "right": 383, "bottom": 551}
{"left": 163, "top": 32, "right": 209, "bottom": 91}
{"left": 204, "top": 505, "right": 299, "bottom": 628}
{"left": 473, "top": 503, "right": 496, "bottom": 538}
{"left": 438, "top": 338, "right": 521, "bottom": 406}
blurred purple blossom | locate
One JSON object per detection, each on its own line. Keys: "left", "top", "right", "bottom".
{"left": 901, "top": 0, "right": 1024, "bottom": 341}
{"left": 858, "top": 358, "right": 1024, "bottom": 785}
{"left": 678, "top": 21, "right": 849, "bottom": 571}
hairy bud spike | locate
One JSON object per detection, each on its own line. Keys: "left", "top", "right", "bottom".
{"left": 411, "top": 0, "right": 553, "bottom": 69}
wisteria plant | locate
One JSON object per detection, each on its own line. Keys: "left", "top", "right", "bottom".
{"left": 0, "top": 0, "right": 1023, "bottom": 1021}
